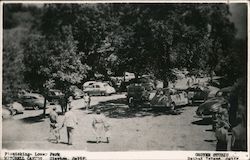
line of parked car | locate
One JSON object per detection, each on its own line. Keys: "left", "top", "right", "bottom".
{"left": 126, "top": 78, "right": 232, "bottom": 118}
{"left": 2, "top": 81, "right": 117, "bottom": 118}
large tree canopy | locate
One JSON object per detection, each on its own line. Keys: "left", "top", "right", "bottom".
{"left": 3, "top": 3, "right": 246, "bottom": 103}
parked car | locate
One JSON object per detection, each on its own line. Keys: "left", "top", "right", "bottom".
{"left": 2, "top": 102, "right": 24, "bottom": 117}
{"left": 18, "top": 93, "right": 46, "bottom": 110}
{"left": 150, "top": 88, "right": 189, "bottom": 110}
{"left": 47, "top": 89, "right": 64, "bottom": 104}
{"left": 186, "top": 84, "right": 210, "bottom": 104}
{"left": 120, "top": 80, "right": 133, "bottom": 92}
{"left": 127, "top": 83, "right": 154, "bottom": 107}
{"left": 127, "top": 85, "right": 189, "bottom": 110}
{"left": 83, "top": 82, "right": 116, "bottom": 96}
{"left": 70, "top": 85, "right": 84, "bottom": 99}
{"left": 196, "top": 86, "right": 232, "bottom": 117}
{"left": 2, "top": 106, "right": 12, "bottom": 119}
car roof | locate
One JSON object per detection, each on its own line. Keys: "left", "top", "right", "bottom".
{"left": 83, "top": 81, "right": 97, "bottom": 85}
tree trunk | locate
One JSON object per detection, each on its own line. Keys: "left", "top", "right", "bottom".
{"left": 43, "top": 97, "right": 47, "bottom": 118}
{"left": 209, "top": 69, "right": 214, "bottom": 83}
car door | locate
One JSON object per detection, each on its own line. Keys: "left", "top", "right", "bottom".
{"left": 94, "top": 84, "right": 102, "bottom": 95}
{"left": 21, "top": 96, "right": 32, "bottom": 108}
{"left": 86, "top": 85, "right": 95, "bottom": 96}
{"left": 193, "top": 88, "right": 202, "bottom": 100}
{"left": 170, "top": 92, "right": 179, "bottom": 106}
{"left": 187, "top": 87, "right": 195, "bottom": 99}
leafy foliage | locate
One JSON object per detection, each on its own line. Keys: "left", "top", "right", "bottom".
{"left": 3, "top": 3, "right": 246, "bottom": 104}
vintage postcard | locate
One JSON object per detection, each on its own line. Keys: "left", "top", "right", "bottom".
{"left": 1, "top": 1, "right": 249, "bottom": 159}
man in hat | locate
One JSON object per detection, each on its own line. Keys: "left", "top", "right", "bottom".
{"left": 62, "top": 105, "right": 78, "bottom": 145}
{"left": 49, "top": 106, "right": 60, "bottom": 143}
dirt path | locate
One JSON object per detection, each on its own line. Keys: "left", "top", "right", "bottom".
{"left": 3, "top": 77, "right": 217, "bottom": 151}
{"left": 2, "top": 96, "right": 216, "bottom": 151}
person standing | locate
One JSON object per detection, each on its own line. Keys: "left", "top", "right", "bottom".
{"left": 49, "top": 106, "right": 60, "bottom": 143}
{"left": 62, "top": 105, "right": 78, "bottom": 145}
{"left": 84, "top": 93, "right": 91, "bottom": 111}
{"left": 231, "top": 119, "right": 247, "bottom": 151}
{"left": 186, "top": 79, "right": 190, "bottom": 87}
{"left": 92, "top": 109, "right": 110, "bottom": 143}
{"left": 215, "top": 120, "right": 230, "bottom": 151}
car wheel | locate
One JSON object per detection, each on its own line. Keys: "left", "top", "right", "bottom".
{"left": 34, "top": 105, "right": 39, "bottom": 110}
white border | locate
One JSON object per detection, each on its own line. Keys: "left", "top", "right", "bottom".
{"left": 0, "top": 1, "right": 249, "bottom": 160}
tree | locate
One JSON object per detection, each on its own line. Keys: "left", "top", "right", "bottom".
{"left": 40, "top": 4, "right": 115, "bottom": 80}
{"left": 23, "top": 25, "right": 90, "bottom": 114}
{"left": 3, "top": 27, "right": 28, "bottom": 104}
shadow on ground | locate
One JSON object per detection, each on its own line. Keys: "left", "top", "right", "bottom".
{"left": 191, "top": 118, "right": 213, "bottom": 125}
{"left": 80, "top": 98, "right": 186, "bottom": 119}
{"left": 20, "top": 114, "right": 47, "bottom": 124}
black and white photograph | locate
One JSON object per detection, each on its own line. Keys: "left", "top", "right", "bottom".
{"left": 2, "top": 1, "right": 248, "bottom": 154}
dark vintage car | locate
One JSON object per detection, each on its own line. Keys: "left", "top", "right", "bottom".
{"left": 196, "top": 87, "right": 232, "bottom": 117}
{"left": 47, "top": 89, "right": 65, "bottom": 104}
{"left": 120, "top": 76, "right": 155, "bottom": 92}
{"left": 18, "top": 93, "right": 47, "bottom": 110}
{"left": 127, "top": 83, "right": 155, "bottom": 107}
{"left": 186, "top": 84, "right": 210, "bottom": 104}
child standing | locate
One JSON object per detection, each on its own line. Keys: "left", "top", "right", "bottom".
{"left": 49, "top": 106, "right": 60, "bottom": 143}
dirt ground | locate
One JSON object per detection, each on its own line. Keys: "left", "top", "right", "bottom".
{"left": 2, "top": 78, "right": 218, "bottom": 151}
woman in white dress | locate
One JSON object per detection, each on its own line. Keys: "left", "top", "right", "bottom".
{"left": 92, "top": 109, "right": 110, "bottom": 143}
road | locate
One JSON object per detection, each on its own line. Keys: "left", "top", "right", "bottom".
{"left": 2, "top": 91, "right": 217, "bottom": 151}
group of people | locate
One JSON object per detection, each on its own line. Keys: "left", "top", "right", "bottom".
{"left": 49, "top": 95, "right": 110, "bottom": 145}
{"left": 214, "top": 79, "right": 247, "bottom": 151}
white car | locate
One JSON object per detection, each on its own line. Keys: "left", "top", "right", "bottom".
{"left": 83, "top": 82, "right": 116, "bottom": 96}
